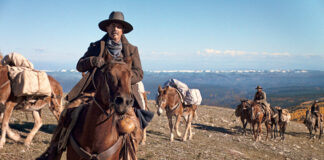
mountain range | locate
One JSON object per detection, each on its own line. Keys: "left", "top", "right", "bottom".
{"left": 47, "top": 69, "right": 324, "bottom": 108}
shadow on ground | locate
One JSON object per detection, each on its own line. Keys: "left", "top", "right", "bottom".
{"left": 9, "top": 122, "right": 57, "bottom": 134}
{"left": 193, "top": 123, "right": 234, "bottom": 135}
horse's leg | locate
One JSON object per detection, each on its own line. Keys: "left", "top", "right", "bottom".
{"left": 271, "top": 123, "right": 274, "bottom": 139}
{"left": 252, "top": 122, "right": 256, "bottom": 140}
{"left": 243, "top": 120, "right": 248, "bottom": 136}
{"left": 257, "top": 121, "right": 262, "bottom": 141}
{"left": 319, "top": 122, "right": 323, "bottom": 140}
{"left": 241, "top": 117, "right": 246, "bottom": 135}
{"left": 265, "top": 121, "right": 270, "bottom": 141}
{"left": 50, "top": 96, "right": 63, "bottom": 121}
{"left": 175, "top": 114, "right": 182, "bottom": 137}
{"left": 281, "top": 123, "right": 287, "bottom": 140}
{"left": 24, "top": 110, "right": 42, "bottom": 147}
{"left": 275, "top": 122, "right": 278, "bottom": 139}
{"left": 6, "top": 126, "right": 21, "bottom": 142}
{"left": 140, "top": 127, "right": 147, "bottom": 145}
{"left": 0, "top": 101, "right": 17, "bottom": 149}
{"left": 189, "top": 118, "right": 193, "bottom": 140}
{"left": 167, "top": 115, "right": 174, "bottom": 142}
{"left": 183, "top": 113, "right": 193, "bottom": 141}
{"left": 243, "top": 121, "right": 248, "bottom": 136}
{"left": 309, "top": 126, "right": 313, "bottom": 139}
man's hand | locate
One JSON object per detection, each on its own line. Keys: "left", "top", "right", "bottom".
{"left": 91, "top": 57, "right": 105, "bottom": 68}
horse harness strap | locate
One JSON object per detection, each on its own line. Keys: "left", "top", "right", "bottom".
{"left": 69, "top": 134, "right": 125, "bottom": 160}
{"left": 0, "top": 80, "right": 9, "bottom": 89}
{"left": 93, "top": 97, "right": 113, "bottom": 119}
{"left": 169, "top": 102, "right": 180, "bottom": 112}
{"left": 174, "top": 88, "right": 184, "bottom": 103}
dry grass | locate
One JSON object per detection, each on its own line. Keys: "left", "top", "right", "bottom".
{"left": 0, "top": 101, "right": 323, "bottom": 160}
{"left": 290, "top": 102, "right": 324, "bottom": 122}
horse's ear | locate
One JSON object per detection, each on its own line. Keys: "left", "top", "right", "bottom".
{"left": 158, "top": 85, "right": 162, "bottom": 92}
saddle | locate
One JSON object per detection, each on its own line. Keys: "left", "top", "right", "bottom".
{"left": 58, "top": 104, "right": 86, "bottom": 152}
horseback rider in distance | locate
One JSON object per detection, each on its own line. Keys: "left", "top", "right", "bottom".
{"left": 311, "top": 100, "right": 322, "bottom": 129}
{"left": 253, "top": 85, "right": 271, "bottom": 119}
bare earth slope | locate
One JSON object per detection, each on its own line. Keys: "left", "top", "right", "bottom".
{"left": 0, "top": 101, "right": 323, "bottom": 160}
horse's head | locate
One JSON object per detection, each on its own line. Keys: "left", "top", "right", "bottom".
{"left": 94, "top": 56, "right": 133, "bottom": 115}
{"left": 235, "top": 99, "right": 249, "bottom": 117}
{"left": 156, "top": 85, "right": 169, "bottom": 116}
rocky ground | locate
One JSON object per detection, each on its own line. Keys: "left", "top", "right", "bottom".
{"left": 0, "top": 100, "right": 323, "bottom": 160}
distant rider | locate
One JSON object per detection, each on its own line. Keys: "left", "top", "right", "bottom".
{"left": 311, "top": 100, "right": 322, "bottom": 128}
{"left": 253, "top": 85, "right": 271, "bottom": 119}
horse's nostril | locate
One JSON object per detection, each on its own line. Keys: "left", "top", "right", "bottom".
{"left": 114, "top": 97, "right": 124, "bottom": 105}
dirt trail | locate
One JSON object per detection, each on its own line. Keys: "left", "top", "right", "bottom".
{"left": 0, "top": 100, "right": 323, "bottom": 160}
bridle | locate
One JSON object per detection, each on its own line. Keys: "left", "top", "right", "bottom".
{"left": 70, "top": 61, "right": 133, "bottom": 160}
{"left": 157, "top": 87, "right": 181, "bottom": 112}
{"left": 92, "top": 60, "right": 129, "bottom": 119}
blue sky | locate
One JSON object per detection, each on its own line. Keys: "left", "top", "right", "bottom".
{"left": 1, "top": 0, "right": 324, "bottom": 71}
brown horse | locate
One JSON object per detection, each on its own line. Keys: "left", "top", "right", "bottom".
{"left": 250, "top": 102, "right": 271, "bottom": 141}
{"left": 0, "top": 65, "right": 64, "bottom": 148}
{"left": 156, "top": 85, "right": 197, "bottom": 142}
{"left": 235, "top": 99, "right": 253, "bottom": 135}
{"left": 66, "top": 58, "right": 142, "bottom": 160}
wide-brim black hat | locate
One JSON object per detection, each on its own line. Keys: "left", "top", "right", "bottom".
{"left": 98, "top": 11, "right": 133, "bottom": 34}
{"left": 255, "top": 85, "right": 263, "bottom": 89}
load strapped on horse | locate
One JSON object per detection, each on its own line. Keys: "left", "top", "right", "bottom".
{"left": 163, "top": 79, "right": 202, "bottom": 106}
{"left": 0, "top": 52, "right": 63, "bottom": 148}
{"left": 1, "top": 53, "right": 52, "bottom": 105}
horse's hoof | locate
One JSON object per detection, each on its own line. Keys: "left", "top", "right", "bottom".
{"left": 170, "top": 134, "right": 174, "bottom": 142}
{"left": 182, "top": 138, "right": 187, "bottom": 142}
{"left": 140, "top": 141, "right": 146, "bottom": 145}
{"left": 24, "top": 141, "right": 31, "bottom": 147}
{"left": 177, "top": 133, "right": 182, "bottom": 137}
{"left": 189, "top": 136, "right": 193, "bottom": 140}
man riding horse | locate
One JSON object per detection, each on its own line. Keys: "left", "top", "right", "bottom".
{"left": 311, "top": 100, "right": 322, "bottom": 129}
{"left": 253, "top": 85, "right": 271, "bottom": 119}
{"left": 38, "top": 11, "right": 153, "bottom": 159}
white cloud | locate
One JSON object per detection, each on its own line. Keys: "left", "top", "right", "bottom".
{"left": 197, "top": 49, "right": 291, "bottom": 57}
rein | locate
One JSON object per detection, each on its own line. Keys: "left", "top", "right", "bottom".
{"left": 0, "top": 80, "right": 10, "bottom": 89}
{"left": 0, "top": 80, "right": 9, "bottom": 89}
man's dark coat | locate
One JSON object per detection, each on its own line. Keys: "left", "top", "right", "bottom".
{"left": 66, "top": 34, "right": 144, "bottom": 109}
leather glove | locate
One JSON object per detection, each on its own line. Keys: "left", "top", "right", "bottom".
{"left": 91, "top": 57, "right": 105, "bottom": 68}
